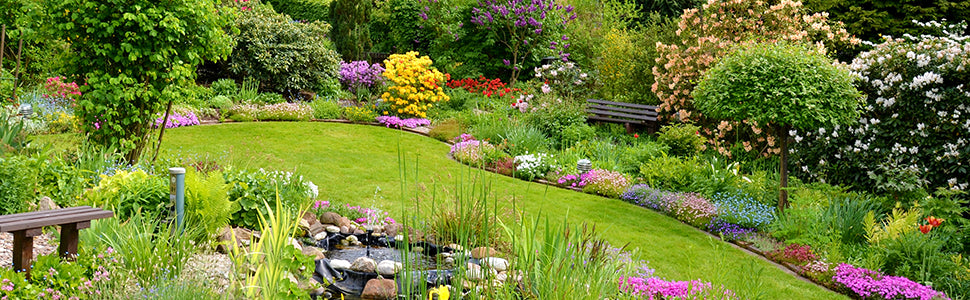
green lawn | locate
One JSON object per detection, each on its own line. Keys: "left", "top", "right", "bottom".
{"left": 156, "top": 122, "right": 843, "bottom": 299}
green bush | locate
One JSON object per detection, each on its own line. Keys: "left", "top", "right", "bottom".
{"left": 265, "top": 0, "right": 331, "bottom": 22}
{"left": 230, "top": 4, "right": 341, "bottom": 92}
{"left": 329, "top": 0, "right": 372, "bottom": 60}
{"left": 81, "top": 169, "right": 169, "bottom": 221}
{"left": 501, "top": 125, "right": 550, "bottom": 157}
{"left": 225, "top": 168, "right": 317, "bottom": 229}
{"left": 559, "top": 123, "right": 596, "bottom": 149}
{"left": 875, "top": 231, "right": 960, "bottom": 289}
{"left": 657, "top": 123, "right": 705, "bottom": 157}
{"left": 344, "top": 106, "right": 377, "bottom": 123}
{"left": 211, "top": 78, "right": 238, "bottom": 97}
{"left": 184, "top": 170, "right": 236, "bottom": 241}
{"left": 210, "top": 95, "right": 234, "bottom": 111}
{"left": 428, "top": 119, "right": 466, "bottom": 142}
{"left": 309, "top": 98, "right": 344, "bottom": 119}
{"left": 523, "top": 98, "right": 587, "bottom": 147}
{"left": 0, "top": 156, "right": 34, "bottom": 215}
{"left": 639, "top": 154, "right": 702, "bottom": 192}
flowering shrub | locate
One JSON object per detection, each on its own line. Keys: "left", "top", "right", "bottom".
{"left": 226, "top": 168, "right": 318, "bottom": 229}
{"left": 581, "top": 169, "right": 630, "bottom": 198}
{"left": 670, "top": 193, "right": 717, "bottom": 227}
{"left": 556, "top": 173, "right": 586, "bottom": 188}
{"left": 342, "top": 204, "right": 396, "bottom": 227}
{"left": 832, "top": 263, "right": 950, "bottom": 300}
{"left": 0, "top": 248, "right": 120, "bottom": 299}
{"left": 450, "top": 137, "right": 502, "bottom": 168}
{"left": 339, "top": 60, "right": 385, "bottom": 93}
{"left": 707, "top": 219, "right": 755, "bottom": 242}
{"left": 42, "top": 76, "right": 82, "bottom": 100}
{"left": 154, "top": 110, "right": 200, "bottom": 129}
{"left": 771, "top": 243, "right": 817, "bottom": 265}
{"left": 344, "top": 106, "right": 377, "bottom": 123}
{"left": 652, "top": 0, "right": 857, "bottom": 157}
{"left": 710, "top": 192, "right": 775, "bottom": 230}
{"left": 446, "top": 76, "right": 519, "bottom": 97}
{"left": 228, "top": 103, "right": 313, "bottom": 122}
{"left": 533, "top": 61, "right": 594, "bottom": 99}
{"left": 381, "top": 52, "right": 450, "bottom": 118}
{"left": 793, "top": 21, "right": 970, "bottom": 194}
{"left": 620, "top": 184, "right": 671, "bottom": 212}
{"left": 376, "top": 116, "right": 430, "bottom": 129}
{"left": 513, "top": 153, "right": 554, "bottom": 180}
{"left": 619, "top": 276, "right": 737, "bottom": 299}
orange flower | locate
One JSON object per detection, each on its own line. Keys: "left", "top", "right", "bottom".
{"left": 926, "top": 216, "right": 944, "bottom": 227}
{"left": 919, "top": 224, "right": 933, "bottom": 234}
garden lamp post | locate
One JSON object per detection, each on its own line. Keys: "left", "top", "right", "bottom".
{"left": 169, "top": 167, "right": 186, "bottom": 233}
{"left": 17, "top": 104, "right": 31, "bottom": 119}
{"left": 577, "top": 159, "right": 592, "bottom": 174}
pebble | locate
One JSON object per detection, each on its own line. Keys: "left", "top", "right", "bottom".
{"left": 325, "top": 225, "right": 340, "bottom": 233}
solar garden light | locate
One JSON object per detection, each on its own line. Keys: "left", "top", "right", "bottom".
{"left": 577, "top": 159, "right": 592, "bottom": 174}
{"left": 17, "top": 104, "right": 31, "bottom": 119}
{"left": 169, "top": 167, "right": 186, "bottom": 233}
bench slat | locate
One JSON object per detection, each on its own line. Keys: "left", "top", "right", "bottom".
{"left": 587, "top": 104, "right": 659, "bottom": 117}
{"left": 0, "top": 210, "right": 114, "bottom": 233}
{"left": 587, "top": 99, "right": 658, "bottom": 111}
{"left": 0, "top": 206, "right": 97, "bottom": 224}
{"left": 588, "top": 115, "right": 647, "bottom": 125}
{"left": 0, "top": 207, "right": 105, "bottom": 225}
{"left": 587, "top": 108, "right": 658, "bottom": 122}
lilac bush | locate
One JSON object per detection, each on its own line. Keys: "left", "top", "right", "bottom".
{"left": 619, "top": 276, "right": 737, "bottom": 299}
{"left": 469, "top": 0, "right": 577, "bottom": 84}
{"left": 339, "top": 60, "right": 385, "bottom": 93}
{"left": 832, "top": 263, "right": 950, "bottom": 300}
{"left": 376, "top": 115, "right": 430, "bottom": 128}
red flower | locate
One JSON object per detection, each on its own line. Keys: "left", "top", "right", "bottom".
{"left": 926, "top": 216, "right": 944, "bottom": 227}
{"left": 633, "top": 133, "right": 639, "bottom": 138}
{"left": 919, "top": 224, "right": 933, "bottom": 234}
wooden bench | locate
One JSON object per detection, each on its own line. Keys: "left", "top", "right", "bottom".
{"left": 0, "top": 206, "right": 113, "bottom": 278}
{"left": 585, "top": 99, "right": 659, "bottom": 134}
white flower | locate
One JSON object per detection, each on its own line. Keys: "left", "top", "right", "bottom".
{"left": 541, "top": 84, "right": 551, "bottom": 94}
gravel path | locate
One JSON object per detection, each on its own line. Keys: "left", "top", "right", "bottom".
{"left": 0, "top": 232, "right": 58, "bottom": 269}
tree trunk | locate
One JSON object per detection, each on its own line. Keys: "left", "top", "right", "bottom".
{"left": 778, "top": 125, "right": 791, "bottom": 212}
{"left": 150, "top": 98, "right": 175, "bottom": 164}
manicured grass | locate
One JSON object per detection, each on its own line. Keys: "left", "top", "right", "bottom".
{"left": 152, "top": 122, "right": 843, "bottom": 299}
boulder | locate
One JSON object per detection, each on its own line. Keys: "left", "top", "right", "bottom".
{"left": 38, "top": 197, "right": 60, "bottom": 211}
{"left": 376, "top": 260, "right": 402, "bottom": 276}
{"left": 471, "top": 247, "right": 497, "bottom": 259}
{"left": 216, "top": 226, "right": 253, "bottom": 254}
{"left": 319, "top": 212, "right": 342, "bottom": 225}
{"left": 303, "top": 246, "right": 326, "bottom": 260}
{"left": 383, "top": 223, "right": 403, "bottom": 237}
{"left": 481, "top": 257, "right": 509, "bottom": 272}
{"left": 466, "top": 262, "right": 490, "bottom": 281}
{"left": 330, "top": 259, "right": 351, "bottom": 270}
{"left": 361, "top": 278, "right": 397, "bottom": 299}
{"left": 313, "top": 231, "right": 328, "bottom": 241}
{"left": 339, "top": 226, "right": 350, "bottom": 234}
{"left": 308, "top": 223, "right": 326, "bottom": 237}
{"left": 337, "top": 217, "right": 352, "bottom": 228}
{"left": 325, "top": 225, "right": 340, "bottom": 233}
{"left": 353, "top": 229, "right": 366, "bottom": 235}
{"left": 351, "top": 257, "right": 377, "bottom": 273}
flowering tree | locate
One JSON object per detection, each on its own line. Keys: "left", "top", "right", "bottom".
{"left": 693, "top": 42, "right": 861, "bottom": 210}
{"left": 470, "top": 0, "right": 577, "bottom": 85}
{"left": 793, "top": 21, "right": 970, "bottom": 197}
{"left": 652, "top": 0, "right": 857, "bottom": 157}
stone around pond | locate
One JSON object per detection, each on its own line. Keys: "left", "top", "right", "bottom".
{"left": 320, "top": 212, "right": 342, "bottom": 225}
{"left": 330, "top": 259, "right": 352, "bottom": 270}
{"left": 303, "top": 246, "right": 327, "bottom": 260}
{"left": 361, "top": 278, "right": 396, "bottom": 299}
{"left": 481, "top": 257, "right": 509, "bottom": 272}
{"left": 326, "top": 225, "right": 341, "bottom": 233}
{"left": 351, "top": 257, "right": 377, "bottom": 273}
{"left": 376, "top": 260, "right": 403, "bottom": 276}
{"left": 471, "top": 247, "right": 497, "bottom": 259}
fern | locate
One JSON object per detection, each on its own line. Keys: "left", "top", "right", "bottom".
{"left": 184, "top": 170, "right": 236, "bottom": 241}
{"left": 865, "top": 207, "right": 921, "bottom": 244}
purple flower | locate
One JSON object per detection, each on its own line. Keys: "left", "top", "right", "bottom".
{"left": 503, "top": 59, "right": 510, "bottom": 65}
{"left": 154, "top": 111, "right": 200, "bottom": 129}
{"left": 376, "top": 116, "right": 431, "bottom": 128}
{"left": 339, "top": 61, "right": 386, "bottom": 93}
{"left": 832, "top": 263, "right": 950, "bottom": 300}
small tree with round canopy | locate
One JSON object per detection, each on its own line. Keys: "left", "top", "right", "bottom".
{"left": 692, "top": 42, "right": 862, "bottom": 211}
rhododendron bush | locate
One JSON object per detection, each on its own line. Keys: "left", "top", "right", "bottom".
{"left": 381, "top": 51, "right": 450, "bottom": 118}
{"left": 652, "top": 0, "right": 857, "bottom": 157}
{"left": 793, "top": 22, "right": 970, "bottom": 195}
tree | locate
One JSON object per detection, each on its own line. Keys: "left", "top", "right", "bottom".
{"left": 803, "top": 0, "right": 970, "bottom": 44}
{"left": 692, "top": 42, "right": 861, "bottom": 210}
{"left": 53, "top": 0, "right": 233, "bottom": 162}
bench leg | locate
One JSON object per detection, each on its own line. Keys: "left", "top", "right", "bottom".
{"left": 59, "top": 223, "right": 81, "bottom": 261}
{"left": 12, "top": 230, "right": 34, "bottom": 278}
{"left": 625, "top": 123, "right": 634, "bottom": 134}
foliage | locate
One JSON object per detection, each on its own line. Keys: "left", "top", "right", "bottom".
{"left": 653, "top": 0, "right": 857, "bottom": 157}
{"left": 380, "top": 51, "right": 450, "bottom": 118}
{"left": 638, "top": 154, "right": 703, "bottom": 192}
{"left": 264, "top": 0, "right": 331, "bottom": 22}
{"left": 211, "top": 78, "right": 239, "bottom": 97}
{"left": 227, "top": 103, "right": 313, "bottom": 122}
{"left": 82, "top": 169, "right": 168, "bottom": 221}
{"left": 0, "top": 248, "right": 120, "bottom": 299}
{"left": 803, "top": 0, "right": 970, "bottom": 44}
{"left": 710, "top": 192, "right": 776, "bottom": 230}
{"left": 500, "top": 124, "right": 550, "bottom": 157}
{"left": 657, "top": 123, "right": 705, "bottom": 157}
{"left": 0, "top": 156, "right": 33, "bottom": 215}
{"left": 792, "top": 22, "right": 970, "bottom": 197}
{"left": 210, "top": 95, "right": 234, "bottom": 111}
{"left": 329, "top": 0, "right": 373, "bottom": 61}
{"left": 864, "top": 207, "right": 921, "bottom": 245}
{"left": 225, "top": 168, "right": 317, "bottom": 229}
{"left": 344, "top": 105, "right": 377, "bottom": 123}
{"left": 429, "top": 119, "right": 467, "bottom": 143}
{"left": 874, "top": 231, "right": 961, "bottom": 291}
{"left": 229, "top": 199, "right": 314, "bottom": 299}
{"left": 581, "top": 168, "right": 630, "bottom": 198}
{"left": 522, "top": 96, "right": 587, "bottom": 147}
{"left": 184, "top": 170, "right": 236, "bottom": 241}
{"left": 309, "top": 97, "right": 344, "bottom": 119}
{"left": 230, "top": 2, "right": 341, "bottom": 93}
{"left": 53, "top": 0, "right": 233, "bottom": 162}
{"left": 468, "top": 0, "right": 577, "bottom": 84}
{"left": 94, "top": 213, "right": 201, "bottom": 288}
{"left": 0, "top": 112, "right": 28, "bottom": 155}
{"left": 533, "top": 61, "right": 596, "bottom": 101}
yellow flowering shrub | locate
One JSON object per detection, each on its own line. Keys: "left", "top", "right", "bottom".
{"left": 381, "top": 51, "right": 449, "bottom": 118}
{"left": 44, "top": 112, "right": 81, "bottom": 134}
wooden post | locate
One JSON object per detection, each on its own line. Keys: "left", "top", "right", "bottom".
{"left": 59, "top": 223, "right": 80, "bottom": 260}
{"left": 12, "top": 230, "right": 34, "bottom": 279}
{"left": 12, "top": 39, "right": 22, "bottom": 101}
{"left": 1, "top": 24, "right": 6, "bottom": 70}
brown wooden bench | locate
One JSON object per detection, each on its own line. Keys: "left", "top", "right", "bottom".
{"left": 586, "top": 99, "right": 659, "bottom": 134}
{"left": 0, "top": 206, "right": 113, "bottom": 278}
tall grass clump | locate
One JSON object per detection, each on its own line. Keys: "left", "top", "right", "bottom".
{"left": 229, "top": 198, "right": 314, "bottom": 299}
{"left": 88, "top": 213, "right": 201, "bottom": 288}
